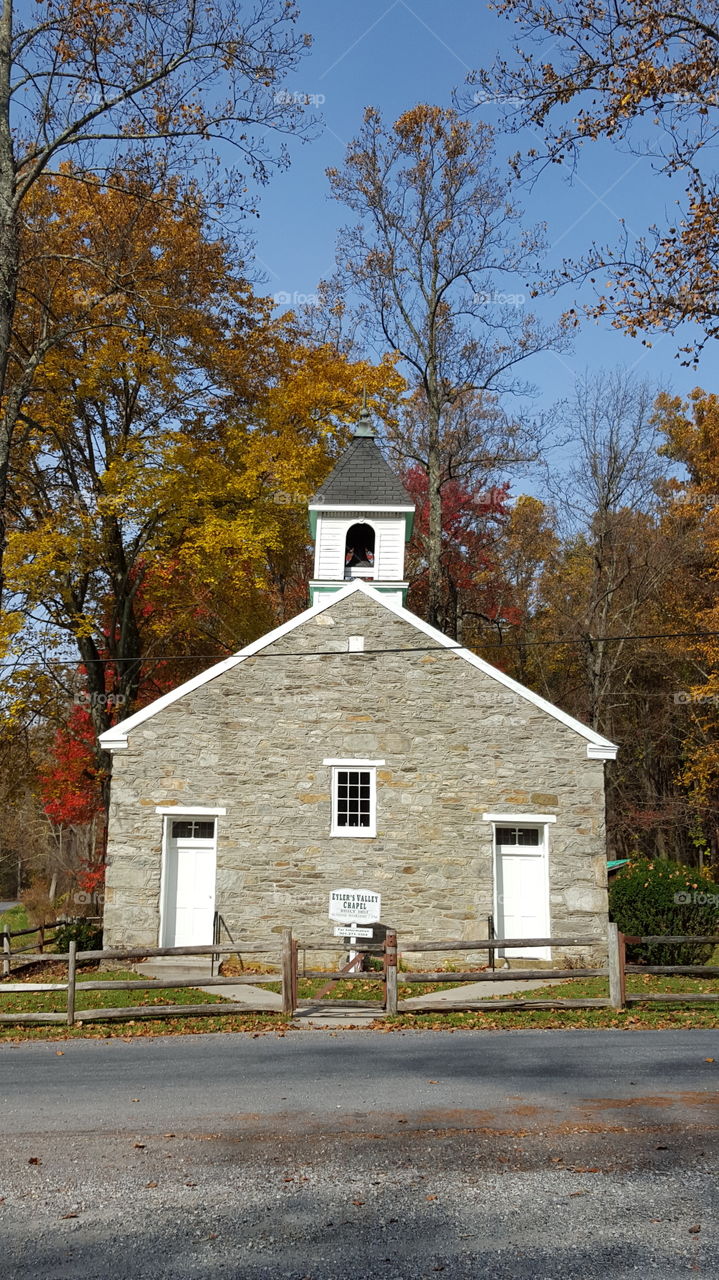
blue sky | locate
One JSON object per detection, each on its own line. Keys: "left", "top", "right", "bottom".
{"left": 251, "top": 0, "right": 712, "bottom": 420}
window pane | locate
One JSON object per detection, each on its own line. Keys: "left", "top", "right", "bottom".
{"left": 334, "top": 768, "right": 373, "bottom": 830}
{"left": 496, "top": 827, "right": 516, "bottom": 845}
{"left": 517, "top": 827, "right": 540, "bottom": 846}
{"left": 172, "top": 819, "right": 215, "bottom": 839}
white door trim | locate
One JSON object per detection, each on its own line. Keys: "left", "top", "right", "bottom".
{"left": 491, "top": 821, "right": 552, "bottom": 962}
{"left": 159, "top": 814, "right": 219, "bottom": 947}
{"left": 156, "top": 805, "right": 227, "bottom": 816}
{"left": 483, "top": 812, "right": 556, "bottom": 824}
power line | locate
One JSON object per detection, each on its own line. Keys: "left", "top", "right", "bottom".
{"left": 3, "top": 626, "right": 719, "bottom": 669}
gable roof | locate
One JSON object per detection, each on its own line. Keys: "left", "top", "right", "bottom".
{"left": 310, "top": 436, "right": 413, "bottom": 507}
{"left": 99, "top": 580, "right": 618, "bottom": 759}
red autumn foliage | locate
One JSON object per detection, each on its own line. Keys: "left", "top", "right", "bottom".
{"left": 403, "top": 466, "right": 519, "bottom": 630}
{"left": 77, "top": 861, "right": 105, "bottom": 895}
{"left": 40, "top": 705, "right": 104, "bottom": 826}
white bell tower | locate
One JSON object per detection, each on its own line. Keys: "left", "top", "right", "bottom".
{"left": 308, "top": 407, "right": 415, "bottom": 606}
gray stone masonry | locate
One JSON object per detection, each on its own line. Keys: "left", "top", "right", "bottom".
{"left": 103, "top": 591, "right": 610, "bottom": 966}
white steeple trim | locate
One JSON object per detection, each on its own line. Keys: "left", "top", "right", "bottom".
{"left": 99, "top": 579, "right": 618, "bottom": 759}
{"left": 308, "top": 503, "right": 415, "bottom": 511}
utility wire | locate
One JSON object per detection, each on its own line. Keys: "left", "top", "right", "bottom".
{"left": 3, "top": 626, "right": 719, "bottom": 669}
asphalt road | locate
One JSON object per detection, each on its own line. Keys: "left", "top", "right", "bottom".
{"left": 1, "top": 1029, "right": 718, "bottom": 1278}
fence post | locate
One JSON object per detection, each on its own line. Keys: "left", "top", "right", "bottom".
{"left": 281, "top": 928, "right": 294, "bottom": 1016}
{"left": 291, "top": 937, "right": 299, "bottom": 1014}
{"left": 384, "top": 930, "right": 398, "bottom": 1015}
{"left": 607, "top": 922, "right": 626, "bottom": 1010}
{"left": 66, "top": 940, "right": 77, "bottom": 1027}
{"left": 2, "top": 929, "right": 10, "bottom": 977}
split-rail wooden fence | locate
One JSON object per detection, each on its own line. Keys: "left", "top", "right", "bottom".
{"left": 0, "top": 924, "right": 717, "bottom": 1025}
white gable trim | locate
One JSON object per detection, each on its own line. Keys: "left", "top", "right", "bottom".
{"left": 99, "top": 579, "right": 618, "bottom": 759}
{"left": 99, "top": 582, "right": 363, "bottom": 751}
{"left": 349, "top": 583, "right": 618, "bottom": 760}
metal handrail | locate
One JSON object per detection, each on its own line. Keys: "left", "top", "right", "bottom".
{"left": 210, "top": 913, "right": 237, "bottom": 977}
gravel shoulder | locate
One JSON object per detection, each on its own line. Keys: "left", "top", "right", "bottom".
{"left": 2, "top": 1029, "right": 717, "bottom": 1279}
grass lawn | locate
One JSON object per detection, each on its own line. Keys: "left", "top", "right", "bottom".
{"left": 1, "top": 961, "right": 717, "bottom": 1038}
{"left": 385, "top": 972, "right": 719, "bottom": 1030}
{"left": 0, "top": 903, "right": 30, "bottom": 934}
{"left": 0, "top": 962, "right": 290, "bottom": 1041}
{"left": 267, "top": 976, "right": 450, "bottom": 1001}
{"left": 0, "top": 904, "right": 64, "bottom": 954}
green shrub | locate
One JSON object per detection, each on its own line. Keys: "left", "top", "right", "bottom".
{"left": 53, "top": 919, "right": 103, "bottom": 953}
{"left": 609, "top": 859, "right": 718, "bottom": 965}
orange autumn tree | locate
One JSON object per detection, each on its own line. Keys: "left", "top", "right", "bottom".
{"left": 6, "top": 167, "right": 405, "bottom": 809}
{"left": 0, "top": 0, "right": 312, "bottom": 609}
{"left": 655, "top": 390, "right": 719, "bottom": 845}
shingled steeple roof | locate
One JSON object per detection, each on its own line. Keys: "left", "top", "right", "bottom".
{"left": 311, "top": 410, "right": 413, "bottom": 507}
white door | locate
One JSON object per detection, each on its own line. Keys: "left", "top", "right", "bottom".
{"left": 494, "top": 825, "right": 550, "bottom": 961}
{"left": 162, "top": 819, "right": 216, "bottom": 947}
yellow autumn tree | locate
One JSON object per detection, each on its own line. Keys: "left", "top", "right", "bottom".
{"left": 6, "top": 168, "right": 404, "bottom": 757}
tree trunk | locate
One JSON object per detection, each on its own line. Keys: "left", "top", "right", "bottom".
{"left": 426, "top": 399, "right": 442, "bottom": 629}
{"left": 0, "top": 0, "right": 19, "bottom": 606}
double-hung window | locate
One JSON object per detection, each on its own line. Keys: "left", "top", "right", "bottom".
{"left": 324, "top": 758, "right": 383, "bottom": 837}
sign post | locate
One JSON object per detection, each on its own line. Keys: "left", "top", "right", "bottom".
{"left": 328, "top": 888, "right": 381, "bottom": 961}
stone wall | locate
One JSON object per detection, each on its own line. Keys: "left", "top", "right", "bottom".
{"left": 103, "top": 590, "right": 610, "bottom": 965}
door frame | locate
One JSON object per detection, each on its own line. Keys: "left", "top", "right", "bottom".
{"left": 157, "top": 806, "right": 226, "bottom": 947}
{"left": 484, "top": 812, "right": 556, "bottom": 962}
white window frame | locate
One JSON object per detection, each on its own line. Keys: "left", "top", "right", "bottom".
{"left": 325, "top": 759, "right": 381, "bottom": 838}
